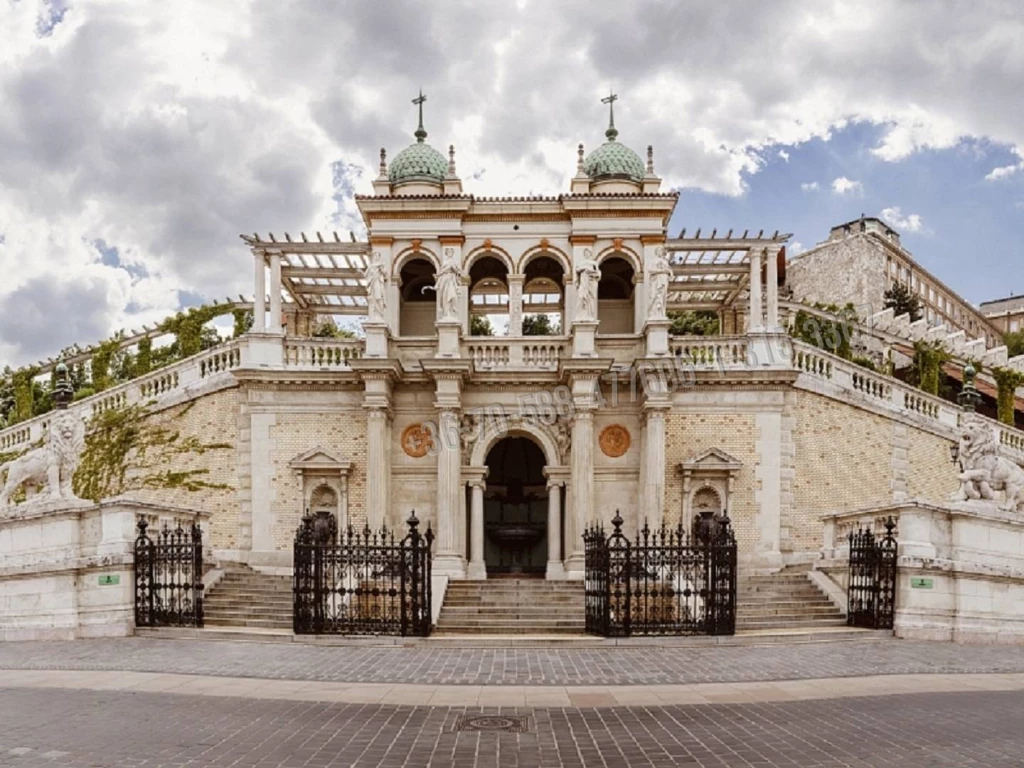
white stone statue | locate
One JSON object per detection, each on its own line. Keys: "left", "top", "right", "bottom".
{"left": 647, "top": 246, "right": 671, "bottom": 320}
{"left": 0, "top": 410, "right": 86, "bottom": 511}
{"left": 951, "top": 415, "right": 1024, "bottom": 513}
{"left": 364, "top": 251, "right": 387, "bottom": 322}
{"left": 574, "top": 249, "right": 600, "bottom": 322}
{"left": 435, "top": 247, "right": 463, "bottom": 322}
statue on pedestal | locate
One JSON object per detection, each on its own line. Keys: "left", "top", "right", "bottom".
{"left": 364, "top": 251, "right": 387, "bottom": 322}
{"left": 0, "top": 363, "right": 86, "bottom": 513}
{"left": 435, "top": 247, "right": 463, "bottom": 322}
{"left": 951, "top": 415, "right": 1024, "bottom": 513}
{"left": 647, "top": 246, "right": 671, "bottom": 321}
{"left": 574, "top": 249, "right": 600, "bottom": 322}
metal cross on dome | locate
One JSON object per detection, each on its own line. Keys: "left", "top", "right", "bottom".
{"left": 412, "top": 90, "right": 427, "bottom": 142}
{"left": 601, "top": 91, "right": 618, "bottom": 140}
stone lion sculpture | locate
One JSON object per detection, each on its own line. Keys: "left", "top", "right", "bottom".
{"left": 952, "top": 416, "right": 1024, "bottom": 513}
{"left": 0, "top": 410, "right": 86, "bottom": 511}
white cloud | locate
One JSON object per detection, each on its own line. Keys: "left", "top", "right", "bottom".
{"left": 987, "top": 163, "right": 1024, "bottom": 181}
{"left": 831, "top": 177, "right": 863, "bottom": 195}
{"left": 2, "top": 0, "right": 1024, "bottom": 362}
{"left": 880, "top": 206, "right": 926, "bottom": 233}
{"left": 800, "top": 181, "right": 820, "bottom": 191}
{"left": 788, "top": 241, "right": 805, "bottom": 255}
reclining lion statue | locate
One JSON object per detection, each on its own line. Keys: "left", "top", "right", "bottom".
{"left": 952, "top": 416, "right": 1024, "bottom": 513}
{"left": 0, "top": 410, "right": 86, "bottom": 511}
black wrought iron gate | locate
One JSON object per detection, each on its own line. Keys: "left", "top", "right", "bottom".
{"left": 583, "top": 511, "right": 737, "bottom": 637}
{"left": 134, "top": 519, "right": 204, "bottom": 628}
{"left": 847, "top": 517, "right": 897, "bottom": 630}
{"left": 293, "top": 511, "right": 434, "bottom": 636}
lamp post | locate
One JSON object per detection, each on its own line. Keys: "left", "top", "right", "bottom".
{"left": 957, "top": 363, "right": 982, "bottom": 412}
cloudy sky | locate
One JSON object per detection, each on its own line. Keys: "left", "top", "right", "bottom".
{"left": 1, "top": 0, "right": 1023, "bottom": 366}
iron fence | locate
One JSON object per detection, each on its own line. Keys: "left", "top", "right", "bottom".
{"left": 847, "top": 517, "right": 897, "bottom": 630}
{"left": 134, "top": 519, "right": 204, "bottom": 628}
{"left": 293, "top": 511, "right": 434, "bottom": 636}
{"left": 583, "top": 511, "right": 737, "bottom": 637}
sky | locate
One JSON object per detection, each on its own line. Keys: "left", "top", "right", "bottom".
{"left": 1, "top": 0, "right": 1023, "bottom": 367}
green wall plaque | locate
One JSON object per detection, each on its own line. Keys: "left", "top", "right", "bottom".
{"left": 910, "top": 577, "right": 934, "bottom": 589}
{"left": 98, "top": 574, "right": 120, "bottom": 586}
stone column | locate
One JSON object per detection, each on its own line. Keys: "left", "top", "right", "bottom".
{"left": 434, "top": 406, "right": 465, "bottom": 576}
{"left": 365, "top": 407, "right": 391, "bottom": 530}
{"left": 268, "top": 250, "right": 283, "bottom": 334}
{"left": 565, "top": 409, "right": 594, "bottom": 577}
{"left": 642, "top": 407, "right": 668, "bottom": 528}
{"left": 467, "top": 476, "right": 487, "bottom": 580}
{"left": 748, "top": 247, "right": 763, "bottom": 333}
{"left": 253, "top": 251, "right": 266, "bottom": 332}
{"left": 765, "top": 245, "right": 780, "bottom": 332}
{"left": 545, "top": 478, "right": 564, "bottom": 580}
{"left": 508, "top": 273, "right": 525, "bottom": 336}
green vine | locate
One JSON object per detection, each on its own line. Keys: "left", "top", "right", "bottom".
{"left": 992, "top": 367, "right": 1024, "bottom": 425}
{"left": 232, "top": 309, "right": 253, "bottom": 338}
{"left": 11, "top": 368, "right": 38, "bottom": 425}
{"left": 136, "top": 336, "right": 152, "bottom": 376}
{"left": 790, "top": 305, "right": 856, "bottom": 360}
{"left": 910, "top": 340, "right": 952, "bottom": 396}
{"left": 160, "top": 305, "right": 231, "bottom": 358}
{"left": 90, "top": 335, "right": 123, "bottom": 392}
{"left": 73, "top": 401, "right": 233, "bottom": 502}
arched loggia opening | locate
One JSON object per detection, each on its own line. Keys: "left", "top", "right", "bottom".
{"left": 522, "top": 255, "right": 565, "bottom": 335}
{"left": 398, "top": 257, "right": 437, "bottom": 336}
{"left": 482, "top": 436, "right": 548, "bottom": 576}
{"left": 468, "top": 255, "right": 510, "bottom": 336}
{"left": 597, "top": 256, "right": 635, "bottom": 334}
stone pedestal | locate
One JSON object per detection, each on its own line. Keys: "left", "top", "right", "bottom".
{"left": 362, "top": 322, "right": 390, "bottom": 358}
{"left": 436, "top": 320, "right": 462, "bottom": 358}
{"left": 0, "top": 499, "right": 208, "bottom": 641}
{"left": 571, "top": 321, "right": 598, "bottom": 357}
{"left": 643, "top": 318, "right": 671, "bottom": 358}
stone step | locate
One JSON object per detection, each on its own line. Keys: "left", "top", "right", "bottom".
{"left": 204, "top": 609, "right": 292, "bottom": 621}
{"left": 439, "top": 608, "right": 585, "bottom": 619}
{"left": 206, "top": 618, "right": 293, "bottom": 629}
{"left": 736, "top": 619, "right": 848, "bottom": 631}
{"left": 441, "top": 598, "right": 585, "bottom": 607}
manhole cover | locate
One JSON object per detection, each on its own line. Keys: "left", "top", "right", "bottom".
{"left": 453, "top": 715, "right": 531, "bottom": 733}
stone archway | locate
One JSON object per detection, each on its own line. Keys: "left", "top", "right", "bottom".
{"left": 466, "top": 420, "right": 567, "bottom": 580}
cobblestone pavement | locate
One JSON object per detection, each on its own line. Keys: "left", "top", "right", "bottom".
{"left": 1, "top": 686, "right": 1023, "bottom": 767}
{"left": 1, "top": 638, "right": 1024, "bottom": 685}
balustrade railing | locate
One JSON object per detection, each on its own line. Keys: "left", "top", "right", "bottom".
{"left": 283, "top": 338, "right": 364, "bottom": 368}
{"left": 583, "top": 511, "right": 737, "bottom": 637}
{"left": 670, "top": 336, "right": 749, "bottom": 367}
{"left": 464, "top": 337, "right": 568, "bottom": 369}
{"left": 293, "top": 511, "right": 434, "bottom": 636}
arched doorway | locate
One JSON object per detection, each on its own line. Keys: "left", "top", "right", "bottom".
{"left": 597, "top": 256, "right": 635, "bottom": 333}
{"left": 483, "top": 436, "right": 548, "bottom": 576}
{"left": 398, "top": 256, "right": 437, "bottom": 335}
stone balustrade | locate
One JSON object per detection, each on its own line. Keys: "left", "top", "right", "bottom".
{"left": 0, "top": 339, "right": 245, "bottom": 451}
{"left": 464, "top": 337, "right": 567, "bottom": 369}
{"left": 670, "top": 335, "right": 750, "bottom": 367}
{"left": 283, "top": 337, "right": 364, "bottom": 368}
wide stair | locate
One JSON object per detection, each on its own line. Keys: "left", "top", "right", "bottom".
{"left": 202, "top": 565, "right": 292, "bottom": 631}
{"left": 736, "top": 565, "right": 846, "bottom": 632}
{"left": 435, "top": 579, "right": 586, "bottom": 635}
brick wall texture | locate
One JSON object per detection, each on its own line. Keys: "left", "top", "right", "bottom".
{"left": 269, "top": 411, "right": 367, "bottom": 550}
{"left": 664, "top": 413, "right": 759, "bottom": 551}
{"left": 129, "top": 388, "right": 241, "bottom": 550}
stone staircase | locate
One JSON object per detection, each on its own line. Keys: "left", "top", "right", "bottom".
{"left": 435, "top": 579, "right": 587, "bottom": 635}
{"left": 735, "top": 565, "right": 846, "bottom": 632}
{"left": 203, "top": 565, "right": 292, "bottom": 631}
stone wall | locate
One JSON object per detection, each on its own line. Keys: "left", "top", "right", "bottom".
{"left": 787, "top": 234, "right": 888, "bottom": 317}
{"left": 127, "top": 388, "right": 241, "bottom": 551}
{"left": 664, "top": 412, "right": 759, "bottom": 552}
{"left": 268, "top": 408, "right": 367, "bottom": 550}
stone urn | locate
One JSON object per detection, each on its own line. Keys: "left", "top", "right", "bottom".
{"left": 312, "top": 510, "right": 337, "bottom": 545}
{"left": 693, "top": 510, "right": 722, "bottom": 545}
{"left": 486, "top": 523, "right": 545, "bottom": 574}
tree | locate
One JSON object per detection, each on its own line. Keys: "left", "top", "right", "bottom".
{"left": 883, "top": 282, "right": 923, "bottom": 323}
{"left": 1005, "top": 330, "right": 1024, "bottom": 359}
{"left": 521, "top": 314, "right": 560, "bottom": 336}
{"left": 910, "top": 340, "right": 952, "bottom": 396}
{"left": 311, "top": 318, "right": 356, "bottom": 338}
{"left": 668, "top": 310, "right": 719, "bottom": 336}
{"left": 470, "top": 315, "right": 494, "bottom": 336}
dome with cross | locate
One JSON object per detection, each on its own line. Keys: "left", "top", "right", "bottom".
{"left": 582, "top": 93, "right": 646, "bottom": 183}
{"left": 389, "top": 91, "right": 448, "bottom": 185}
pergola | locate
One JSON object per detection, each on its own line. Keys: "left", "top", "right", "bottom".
{"left": 241, "top": 228, "right": 790, "bottom": 330}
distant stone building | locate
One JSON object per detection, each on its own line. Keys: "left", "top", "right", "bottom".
{"left": 980, "top": 295, "right": 1024, "bottom": 335}
{"left": 787, "top": 216, "right": 1002, "bottom": 348}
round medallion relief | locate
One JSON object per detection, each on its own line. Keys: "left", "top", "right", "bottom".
{"left": 401, "top": 423, "right": 434, "bottom": 458}
{"left": 599, "top": 425, "right": 631, "bottom": 458}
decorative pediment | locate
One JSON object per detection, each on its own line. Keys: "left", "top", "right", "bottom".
{"left": 680, "top": 448, "right": 742, "bottom": 473}
{"left": 288, "top": 446, "right": 353, "bottom": 476}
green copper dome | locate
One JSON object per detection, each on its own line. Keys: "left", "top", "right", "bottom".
{"left": 583, "top": 138, "right": 645, "bottom": 182}
{"left": 388, "top": 139, "right": 447, "bottom": 184}
{"left": 389, "top": 91, "right": 447, "bottom": 185}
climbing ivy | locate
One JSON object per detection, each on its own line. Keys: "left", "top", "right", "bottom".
{"left": 72, "top": 401, "right": 233, "bottom": 502}
{"left": 991, "top": 367, "right": 1024, "bottom": 426}
{"left": 232, "top": 309, "right": 253, "bottom": 339}
{"left": 11, "top": 368, "right": 38, "bottom": 425}
{"left": 89, "top": 335, "right": 124, "bottom": 392}
{"left": 159, "top": 305, "right": 231, "bottom": 358}
{"left": 910, "top": 340, "right": 952, "bottom": 397}
{"left": 136, "top": 336, "right": 153, "bottom": 376}
{"left": 790, "top": 306, "right": 856, "bottom": 360}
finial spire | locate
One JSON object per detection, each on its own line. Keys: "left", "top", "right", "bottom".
{"left": 378, "top": 147, "right": 388, "bottom": 177}
{"left": 412, "top": 90, "right": 427, "bottom": 142}
{"left": 601, "top": 91, "right": 618, "bottom": 141}
{"left": 447, "top": 144, "right": 456, "bottom": 177}
{"left": 646, "top": 145, "right": 654, "bottom": 175}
